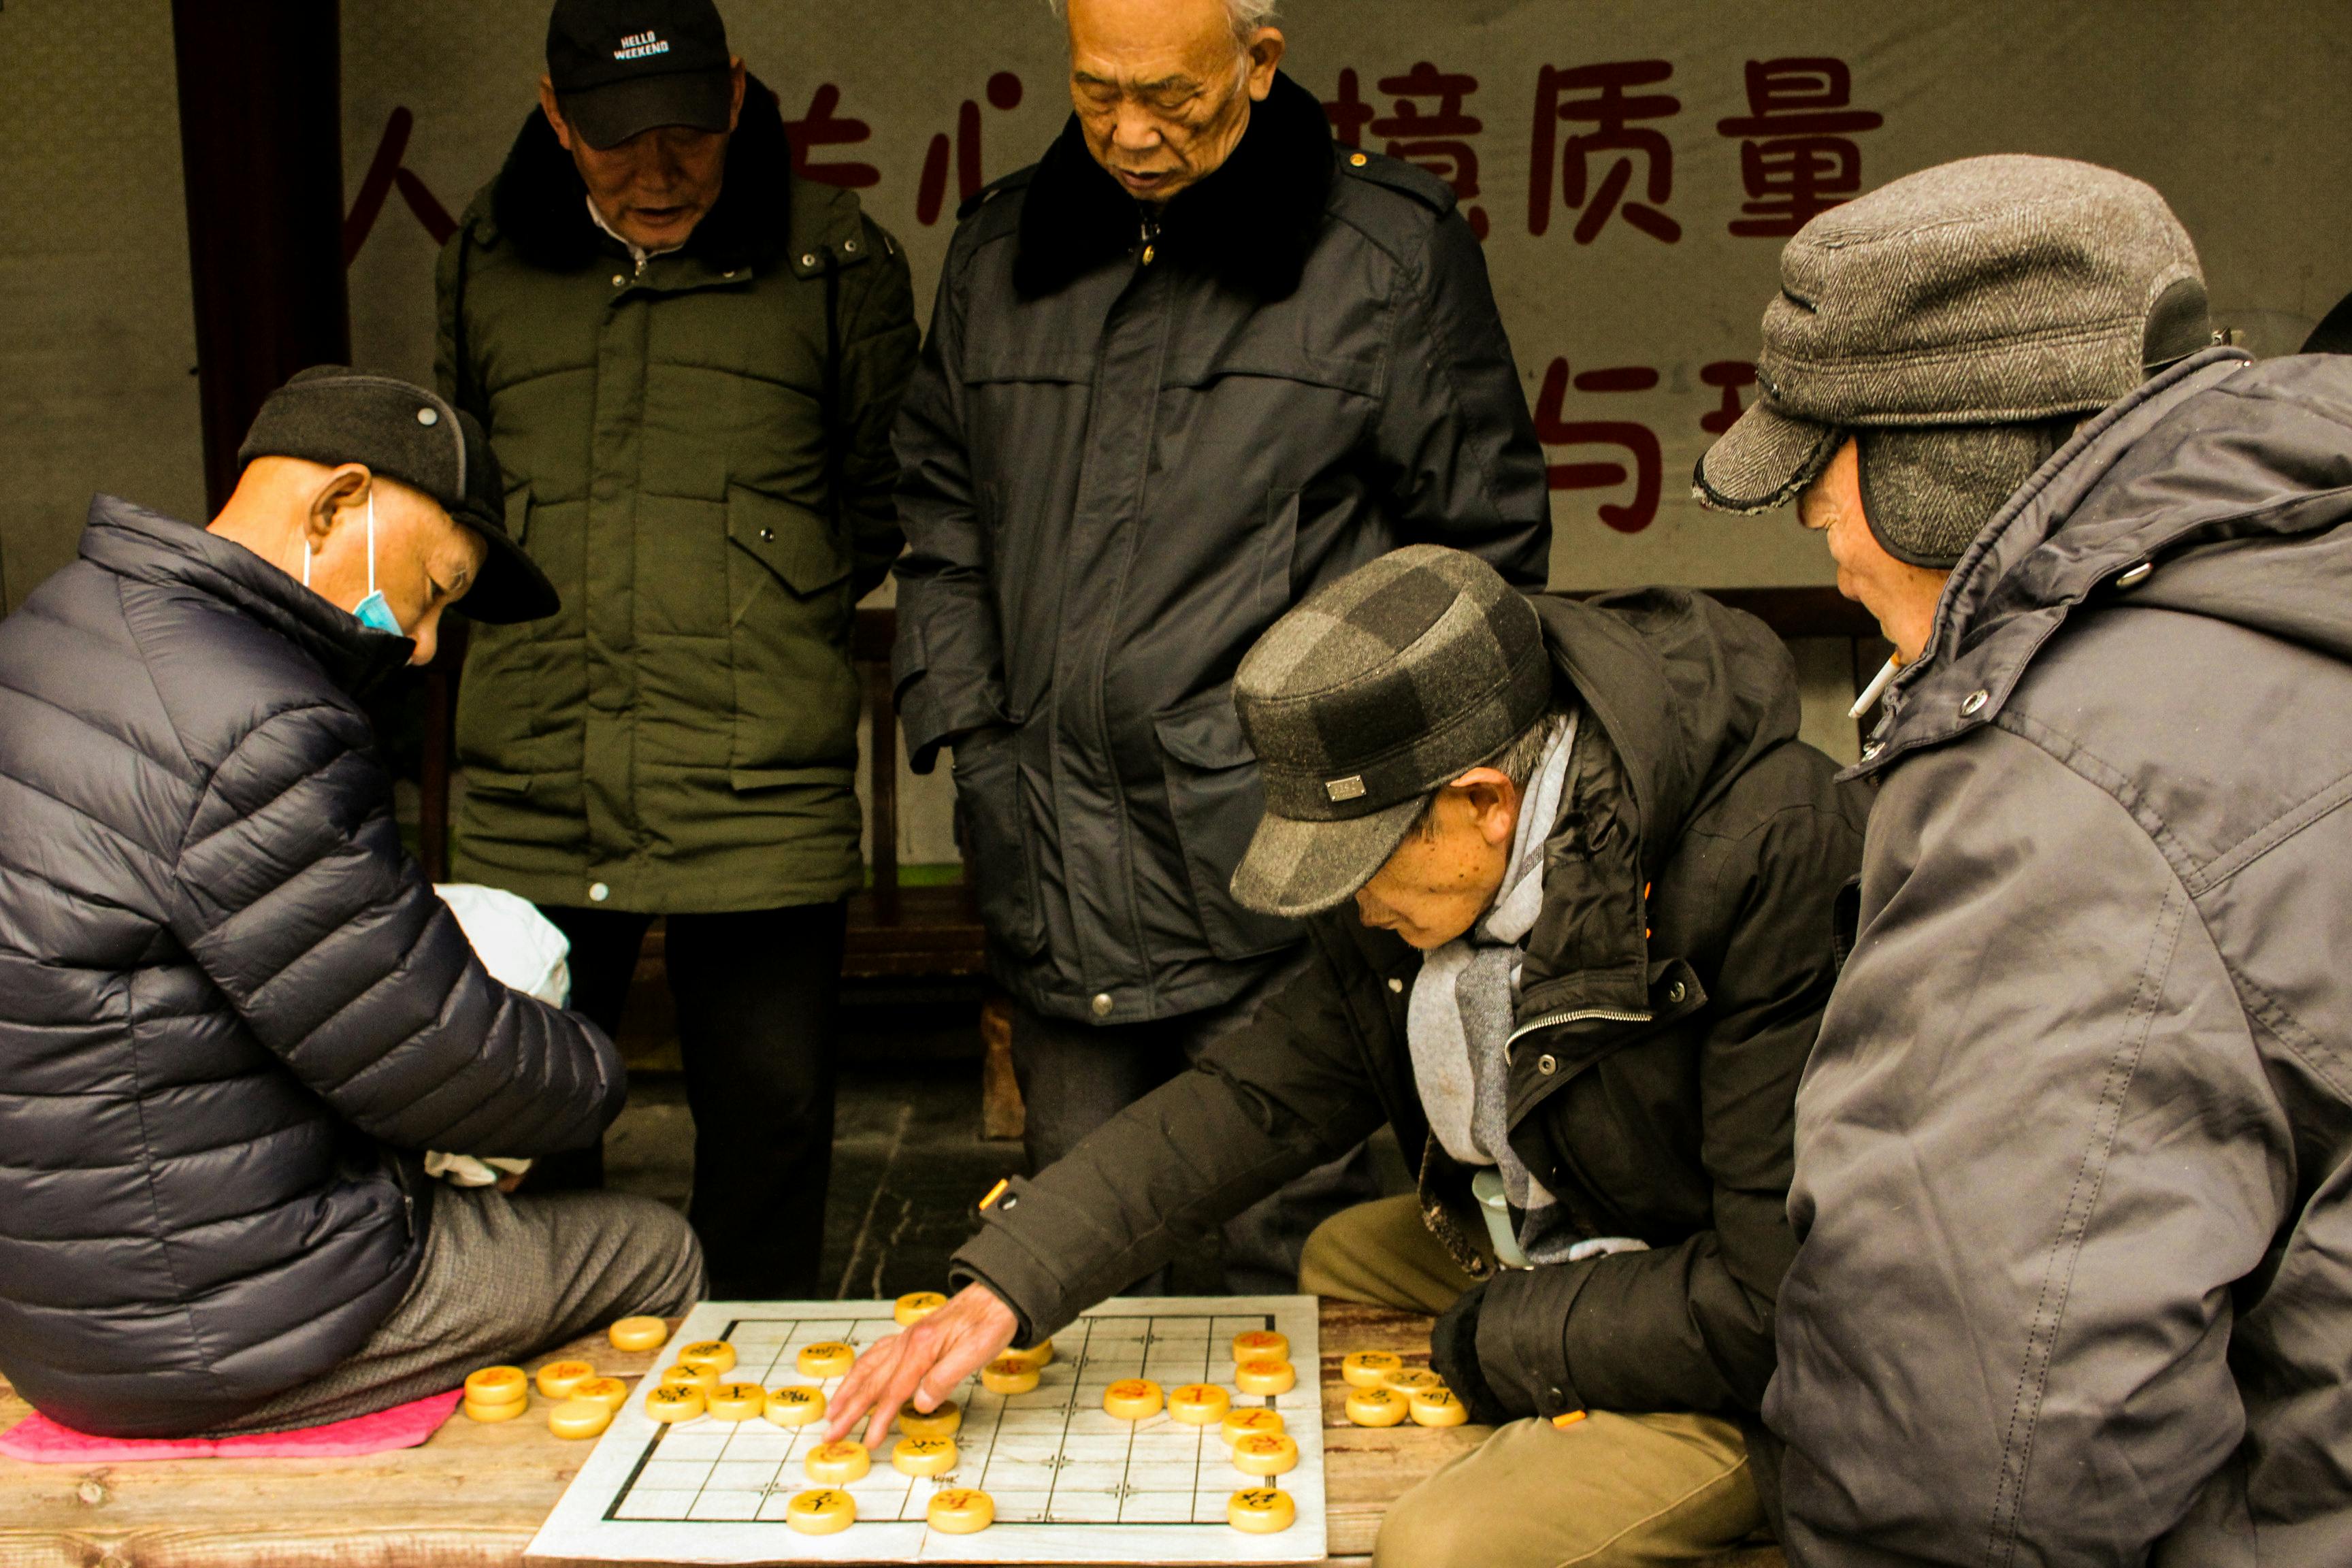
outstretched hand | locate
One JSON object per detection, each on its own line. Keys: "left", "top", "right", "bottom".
{"left": 823, "top": 1283, "right": 1019, "bottom": 1448}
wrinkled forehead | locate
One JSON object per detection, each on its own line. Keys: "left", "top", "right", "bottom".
{"left": 1064, "top": 0, "right": 1243, "bottom": 87}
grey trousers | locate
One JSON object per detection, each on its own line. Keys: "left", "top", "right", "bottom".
{"left": 210, "top": 1185, "right": 705, "bottom": 1435}
{"left": 1011, "top": 950, "right": 1380, "bottom": 1295}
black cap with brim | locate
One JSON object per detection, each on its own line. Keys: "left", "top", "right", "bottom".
{"left": 238, "top": 368, "right": 558, "bottom": 627}
{"left": 558, "top": 68, "right": 734, "bottom": 149}
{"left": 1232, "top": 796, "right": 1428, "bottom": 919}
{"left": 1690, "top": 399, "right": 1844, "bottom": 516}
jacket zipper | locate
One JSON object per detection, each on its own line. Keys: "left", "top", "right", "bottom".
{"left": 1505, "top": 1006, "right": 1654, "bottom": 1049}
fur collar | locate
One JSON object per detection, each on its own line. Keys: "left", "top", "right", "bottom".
{"left": 489, "top": 74, "right": 794, "bottom": 274}
{"left": 1013, "top": 71, "right": 1333, "bottom": 302}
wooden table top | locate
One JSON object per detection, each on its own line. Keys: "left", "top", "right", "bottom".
{"left": 0, "top": 1302, "right": 1483, "bottom": 1568}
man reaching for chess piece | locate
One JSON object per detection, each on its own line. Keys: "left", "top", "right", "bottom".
{"left": 831, "top": 545, "right": 1867, "bottom": 1565}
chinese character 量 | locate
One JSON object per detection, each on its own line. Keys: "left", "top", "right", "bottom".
{"left": 1716, "top": 58, "right": 1883, "bottom": 238}
{"left": 1528, "top": 61, "right": 1683, "bottom": 244}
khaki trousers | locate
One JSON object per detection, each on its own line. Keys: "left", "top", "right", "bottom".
{"left": 1301, "top": 1194, "right": 1766, "bottom": 1568}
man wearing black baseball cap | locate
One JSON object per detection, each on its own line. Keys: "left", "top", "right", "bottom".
{"left": 827, "top": 545, "right": 1867, "bottom": 1565}
{"left": 0, "top": 368, "right": 701, "bottom": 1439}
{"left": 438, "top": 0, "right": 917, "bottom": 1298}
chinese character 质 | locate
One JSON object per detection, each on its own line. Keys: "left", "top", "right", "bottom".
{"left": 1716, "top": 59, "right": 1882, "bottom": 238}
{"left": 1529, "top": 61, "right": 1683, "bottom": 244}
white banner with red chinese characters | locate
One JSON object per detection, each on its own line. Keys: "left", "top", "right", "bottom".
{"left": 340, "top": 0, "right": 2352, "bottom": 592}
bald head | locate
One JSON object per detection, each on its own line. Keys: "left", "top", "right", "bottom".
{"left": 1062, "top": 0, "right": 1284, "bottom": 203}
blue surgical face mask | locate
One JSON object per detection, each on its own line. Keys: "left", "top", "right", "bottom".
{"left": 306, "top": 493, "right": 405, "bottom": 636}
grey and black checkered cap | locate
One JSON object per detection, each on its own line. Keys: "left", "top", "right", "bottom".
{"left": 1229, "top": 545, "right": 1552, "bottom": 918}
{"left": 1695, "top": 154, "right": 2209, "bottom": 566}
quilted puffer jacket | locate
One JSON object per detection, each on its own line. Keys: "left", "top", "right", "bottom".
{"left": 0, "top": 497, "right": 624, "bottom": 1438}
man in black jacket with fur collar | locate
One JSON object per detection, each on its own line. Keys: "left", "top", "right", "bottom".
{"left": 892, "top": 0, "right": 1552, "bottom": 1291}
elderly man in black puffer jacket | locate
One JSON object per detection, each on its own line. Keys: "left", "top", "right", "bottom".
{"left": 0, "top": 370, "right": 700, "bottom": 1439}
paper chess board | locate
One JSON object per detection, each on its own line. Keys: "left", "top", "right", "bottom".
{"left": 526, "top": 1296, "right": 1326, "bottom": 1563}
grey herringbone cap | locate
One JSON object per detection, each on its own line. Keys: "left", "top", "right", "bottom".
{"left": 1695, "top": 155, "right": 2209, "bottom": 549}
{"left": 1230, "top": 546, "right": 1552, "bottom": 918}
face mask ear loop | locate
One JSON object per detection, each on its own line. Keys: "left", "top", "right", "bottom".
{"left": 365, "top": 490, "right": 378, "bottom": 600}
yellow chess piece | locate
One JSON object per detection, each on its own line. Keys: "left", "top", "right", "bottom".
{"left": 980, "top": 1356, "right": 1040, "bottom": 1394}
{"left": 927, "top": 1487, "right": 995, "bottom": 1534}
{"left": 763, "top": 1386, "right": 826, "bottom": 1427}
{"left": 674, "top": 1340, "right": 736, "bottom": 1375}
{"left": 659, "top": 1362, "right": 717, "bottom": 1394}
{"left": 1169, "top": 1384, "right": 1230, "bottom": 1425}
{"left": 796, "top": 1341, "right": 855, "bottom": 1379}
{"left": 897, "top": 1399, "right": 962, "bottom": 1439}
{"left": 607, "top": 1316, "right": 668, "bottom": 1353}
{"left": 999, "top": 1339, "right": 1055, "bottom": 1371}
{"left": 572, "top": 1377, "right": 630, "bottom": 1412}
{"left": 547, "top": 1396, "right": 613, "bottom": 1440}
{"left": 1231, "top": 1431, "right": 1299, "bottom": 1477}
{"left": 534, "top": 1360, "right": 595, "bottom": 1400}
{"left": 1231, "top": 1330, "right": 1288, "bottom": 1363}
{"left": 804, "top": 1439, "right": 872, "bottom": 1484}
{"left": 1341, "top": 1351, "right": 1402, "bottom": 1388}
{"left": 895, "top": 1290, "right": 948, "bottom": 1326}
{"left": 1228, "top": 1486, "right": 1296, "bottom": 1533}
{"left": 463, "top": 1366, "right": 527, "bottom": 1406}
{"left": 1102, "top": 1378, "right": 1163, "bottom": 1420}
{"left": 1409, "top": 1386, "right": 1470, "bottom": 1427}
{"left": 1345, "top": 1386, "right": 1408, "bottom": 1428}
{"left": 1382, "top": 1367, "right": 1443, "bottom": 1394}
{"left": 646, "top": 1384, "right": 704, "bottom": 1423}
{"left": 893, "top": 1435, "right": 959, "bottom": 1477}
{"left": 1221, "top": 1407, "right": 1286, "bottom": 1446}
{"left": 706, "top": 1382, "right": 766, "bottom": 1422}
{"left": 785, "top": 1488, "right": 856, "bottom": 1535}
{"left": 463, "top": 1395, "right": 527, "bottom": 1423}
{"left": 1234, "top": 1358, "right": 1295, "bottom": 1395}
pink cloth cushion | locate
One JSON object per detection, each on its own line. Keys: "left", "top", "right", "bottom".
{"left": 0, "top": 1390, "right": 462, "bottom": 1462}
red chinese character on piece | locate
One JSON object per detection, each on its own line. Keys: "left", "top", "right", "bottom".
{"left": 783, "top": 83, "right": 881, "bottom": 191}
{"left": 1715, "top": 59, "right": 1882, "bottom": 238}
{"left": 1323, "top": 68, "right": 1375, "bottom": 148}
{"left": 1699, "top": 361, "right": 1758, "bottom": 434}
{"left": 1529, "top": 61, "right": 1682, "bottom": 244}
{"left": 1370, "top": 61, "right": 1487, "bottom": 239}
{"left": 917, "top": 71, "right": 1024, "bottom": 226}
{"left": 1535, "top": 357, "right": 1661, "bottom": 534}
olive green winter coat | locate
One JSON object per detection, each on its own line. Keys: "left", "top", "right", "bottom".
{"left": 435, "top": 84, "right": 917, "bottom": 913}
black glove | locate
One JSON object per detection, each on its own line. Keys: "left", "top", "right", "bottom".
{"left": 1428, "top": 1281, "right": 1512, "bottom": 1426}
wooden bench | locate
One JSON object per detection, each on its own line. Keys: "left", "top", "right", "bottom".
{"left": 0, "top": 1301, "right": 1786, "bottom": 1567}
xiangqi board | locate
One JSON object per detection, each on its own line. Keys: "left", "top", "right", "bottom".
{"left": 525, "top": 1295, "right": 1326, "bottom": 1564}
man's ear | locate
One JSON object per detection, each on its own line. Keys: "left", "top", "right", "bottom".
{"left": 727, "top": 56, "right": 747, "bottom": 131}
{"left": 307, "top": 464, "right": 373, "bottom": 544}
{"left": 1447, "top": 767, "right": 1518, "bottom": 847}
{"left": 538, "top": 76, "right": 574, "bottom": 151}
{"left": 1243, "top": 29, "right": 1286, "bottom": 99}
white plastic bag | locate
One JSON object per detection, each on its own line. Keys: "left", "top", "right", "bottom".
{"left": 433, "top": 882, "right": 572, "bottom": 1005}
{"left": 424, "top": 883, "right": 577, "bottom": 1186}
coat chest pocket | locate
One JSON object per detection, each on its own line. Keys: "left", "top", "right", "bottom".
{"left": 1154, "top": 685, "right": 1301, "bottom": 961}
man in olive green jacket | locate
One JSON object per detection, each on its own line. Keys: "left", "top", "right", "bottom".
{"left": 435, "top": 0, "right": 917, "bottom": 1295}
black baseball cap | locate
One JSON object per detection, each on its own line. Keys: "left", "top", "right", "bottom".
{"left": 546, "top": 0, "right": 734, "bottom": 150}
{"left": 238, "top": 367, "right": 559, "bottom": 625}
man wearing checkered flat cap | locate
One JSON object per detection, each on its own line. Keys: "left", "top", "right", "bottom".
{"left": 1695, "top": 154, "right": 2352, "bottom": 1564}
{"left": 830, "top": 544, "right": 1867, "bottom": 1565}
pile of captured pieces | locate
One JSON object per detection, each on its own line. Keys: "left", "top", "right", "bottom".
{"left": 1334, "top": 1348, "right": 1469, "bottom": 1429}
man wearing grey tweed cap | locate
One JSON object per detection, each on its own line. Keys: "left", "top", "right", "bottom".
{"left": 1701, "top": 154, "right": 2352, "bottom": 1564}
{"left": 829, "top": 546, "right": 1867, "bottom": 1565}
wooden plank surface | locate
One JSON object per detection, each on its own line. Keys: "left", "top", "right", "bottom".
{"left": 0, "top": 1301, "right": 1782, "bottom": 1568}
